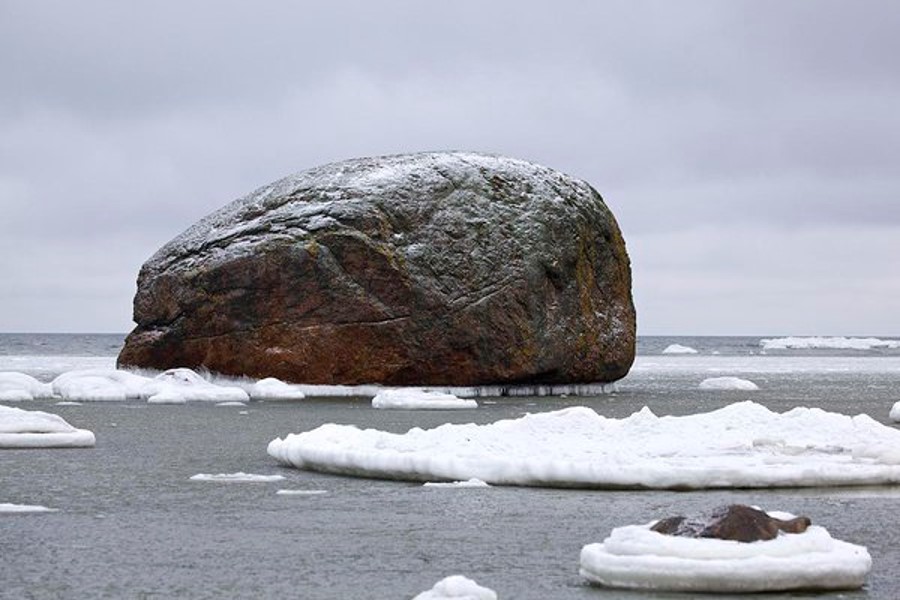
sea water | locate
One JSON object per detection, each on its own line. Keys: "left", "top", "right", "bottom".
{"left": 2, "top": 335, "right": 900, "bottom": 599}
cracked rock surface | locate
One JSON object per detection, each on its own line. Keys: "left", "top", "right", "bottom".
{"left": 118, "top": 152, "right": 635, "bottom": 386}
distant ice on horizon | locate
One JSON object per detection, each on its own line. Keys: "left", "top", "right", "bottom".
{"left": 760, "top": 336, "right": 900, "bottom": 350}
{"left": 580, "top": 511, "right": 871, "bottom": 592}
{"left": 413, "top": 575, "right": 497, "bottom": 600}
{"left": 662, "top": 344, "right": 698, "bottom": 355}
{"left": 268, "top": 401, "right": 900, "bottom": 489}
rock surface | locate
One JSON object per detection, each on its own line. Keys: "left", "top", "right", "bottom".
{"left": 118, "top": 152, "right": 635, "bottom": 385}
{"left": 651, "top": 504, "right": 812, "bottom": 542}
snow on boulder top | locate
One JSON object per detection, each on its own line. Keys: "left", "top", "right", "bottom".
{"left": 698, "top": 377, "right": 759, "bottom": 391}
{"left": 371, "top": 388, "right": 477, "bottom": 410}
{"left": 413, "top": 575, "right": 497, "bottom": 600}
{"left": 662, "top": 344, "right": 698, "bottom": 354}
{"left": 0, "top": 405, "right": 95, "bottom": 448}
{"left": 760, "top": 336, "right": 900, "bottom": 350}
{"left": 118, "top": 152, "right": 635, "bottom": 388}
{"left": 268, "top": 401, "right": 900, "bottom": 489}
{"left": 579, "top": 509, "right": 871, "bottom": 592}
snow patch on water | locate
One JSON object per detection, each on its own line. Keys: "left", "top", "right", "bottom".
{"left": 189, "top": 472, "right": 285, "bottom": 483}
{"left": 0, "top": 503, "right": 58, "bottom": 514}
{"left": 268, "top": 401, "right": 900, "bottom": 489}
{"left": 662, "top": 344, "right": 698, "bottom": 355}
{"left": 0, "top": 405, "right": 95, "bottom": 448}
{"left": 761, "top": 336, "right": 900, "bottom": 350}
{"left": 698, "top": 377, "right": 759, "bottom": 391}
{"left": 372, "top": 389, "right": 477, "bottom": 410}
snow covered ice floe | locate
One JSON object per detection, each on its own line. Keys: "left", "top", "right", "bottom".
{"left": 189, "top": 472, "right": 285, "bottom": 482}
{"left": 662, "top": 343, "right": 698, "bottom": 355}
{"left": 372, "top": 388, "right": 477, "bottom": 410}
{"left": 0, "top": 372, "right": 54, "bottom": 401}
{"left": 579, "top": 510, "right": 871, "bottom": 592}
{"left": 247, "top": 377, "right": 306, "bottom": 400}
{"left": 413, "top": 575, "right": 497, "bottom": 600}
{"left": 698, "top": 376, "right": 759, "bottom": 391}
{"left": 761, "top": 336, "right": 900, "bottom": 350}
{"left": 889, "top": 401, "right": 900, "bottom": 423}
{"left": 50, "top": 368, "right": 249, "bottom": 403}
{"left": 0, "top": 503, "right": 58, "bottom": 513}
{"left": 276, "top": 489, "right": 328, "bottom": 496}
{"left": 0, "top": 405, "right": 95, "bottom": 448}
{"left": 268, "top": 401, "right": 900, "bottom": 489}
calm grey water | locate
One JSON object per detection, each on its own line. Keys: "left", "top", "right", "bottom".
{"left": 2, "top": 336, "right": 900, "bottom": 599}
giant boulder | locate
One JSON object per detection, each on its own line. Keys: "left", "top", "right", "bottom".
{"left": 118, "top": 152, "right": 635, "bottom": 386}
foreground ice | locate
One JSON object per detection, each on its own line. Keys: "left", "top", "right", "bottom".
{"left": 698, "top": 376, "right": 759, "bottom": 391}
{"left": 372, "top": 389, "right": 477, "bottom": 410}
{"left": 268, "top": 401, "right": 900, "bottom": 489}
{"left": 189, "top": 472, "right": 285, "bottom": 482}
{"left": 662, "top": 344, "right": 698, "bottom": 354}
{"left": 0, "top": 372, "right": 54, "bottom": 401}
{"left": 413, "top": 575, "right": 497, "bottom": 600}
{"left": 579, "top": 511, "right": 871, "bottom": 592}
{"left": 761, "top": 336, "right": 900, "bottom": 350}
{"left": 0, "top": 503, "right": 58, "bottom": 513}
{"left": 0, "top": 405, "right": 95, "bottom": 448}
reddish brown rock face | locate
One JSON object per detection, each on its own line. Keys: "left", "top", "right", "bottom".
{"left": 651, "top": 504, "right": 812, "bottom": 543}
{"left": 118, "top": 152, "right": 636, "bottom": 386}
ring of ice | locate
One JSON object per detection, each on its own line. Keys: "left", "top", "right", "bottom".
{"left": 268, "top": 401, "right": 900, "bottom": 489}
{"left": 579, "top": 512, "right": 871, "bottom": 592}
{"left": 0, "top": 405, "right": 95, "bottom": 448}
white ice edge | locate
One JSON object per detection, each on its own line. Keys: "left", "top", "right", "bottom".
{"left": 698, "top": 376, "right": 759, "bottom": 391}
{"left": 268, "top": 401, "right": 900, "bottom": 489}
{"left": 579, "top": 519, "right": 871, "bottom": 592}
{"left": 372, "top": 389, "right": 477, "bottom": 410}
{"left": 0, "top": 405, "right": 95, "bottom": 448}
{"left": 275, "top": 489, "right": 328, "bottom": 495}
{"left": 423, "top": 478, "right": 491, "bottom": 488}
{"left": 760, "top": 336, "right": 900, "bottom": 350}
{"left": 189, "top": 472, "right": 285, "bottom": 482}
{"left": 0, "top": 503, "right": 58, "bottom": 514}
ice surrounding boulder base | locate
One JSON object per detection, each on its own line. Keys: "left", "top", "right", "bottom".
{"left": 371, "top": 388, "right": 477, "bottom": 410}
{"left": 0, "top": 405, "right": 95, "bottom": 448}
{"left": 413, "top": 575, "right": 497, "bottom": 600}
{"left": 698, "top": 376, "right": 759, "bottom": 391}
{"left": 0, "top": 372, "right": 54, "bottom": 401}
{"left": 47, "top": 368, "right": 248, "bottom": 403}
{"left": 118, "top": 152, "right": 636, "bottom": 387}
{"left": 268, "top": 401, "right": 900, "bottom": 489}
{"left": 579, "top": 513, "right": 871, "bottom": 592}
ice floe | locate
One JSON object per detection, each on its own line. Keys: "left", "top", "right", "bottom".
{"left": 890, "top": 402, "right": 900, "bottom": 423}
{"left": 189, "top": 472, "right": 285, "bottom": 482}
{"left": 275, "top": 489, "right": 328, "bottom": 496}
{"left": 268, "top": 401, "right": 900, "bottom": 489}
{"left": 579, "top": 511, "right": 871, "bottom": 592}
{"left": 698, "top": 376, "right": 759, "bottom": 391}
{"left": 0, "top": 372, "right": 54, "bottom": 401}
{"left": 423, "top": 478, "right": 490, "bottom": 488}
{"left": 0, "top": 405, "right": 95, "bottom": 448}
{"left": 760, "top": 336, "right": 900, "bottom": 350}
{"left": 48, "top": 368, "right": 248, "bottom": 403}
{"left": 248, "top": 377, "right": 306, "bottom": 400}
{"left": 372, "top": 389, "right": 477, "bottom": 410}
{"left": 413, "top": 575, "right": 497, "bottom": 600}
{"left": 0, "top": 503, "right": 58, "bottom": 513}
{"left": 662, "top": 344, "right": 698, "bottom": 355}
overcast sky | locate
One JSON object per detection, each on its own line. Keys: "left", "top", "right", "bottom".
{"left": 2, "top": 0, "right": 898, "bottom": 335}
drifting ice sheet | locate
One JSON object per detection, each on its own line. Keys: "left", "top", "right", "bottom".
{"left": 0, "top": 503, "right": 58, "bottom": 513}
{"left": 413, "top": 575, "right": 497, "bottom": 600}
{"left": 662, "top": 344, "right": 698, "bottom": 354}
{"left": 579, "top": 513, "right": 871, "bottom": 592}
{"left": 698, "top": 376, "right": 759, "bottom": 391}
{"left": 268, "top": 401, "right": 900, "bottom": 489}
{"left": 372, "top": 389, "right": 477, "bottom": 410}
{"left": 49, "top": 368, "right": 249, "bottom": 403}
{"left": 0, "top": 405, "right": 95, "bottom": 448}
{"left": 0, "top": 372, "right": 54, "bottom": 401}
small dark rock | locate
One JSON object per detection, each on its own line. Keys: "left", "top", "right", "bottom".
{"left": 651, "top": 504, "right": 811, "bottom": 543}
